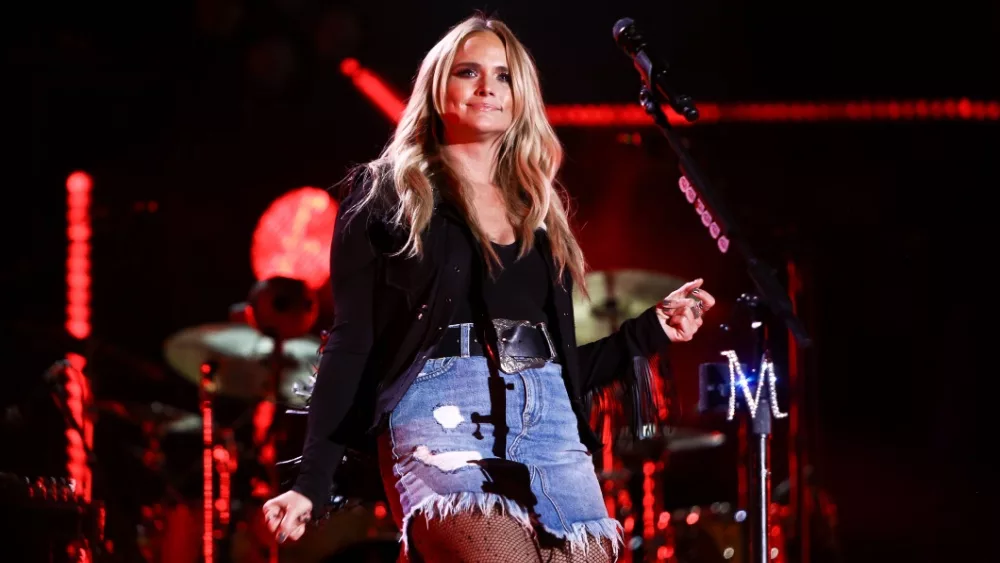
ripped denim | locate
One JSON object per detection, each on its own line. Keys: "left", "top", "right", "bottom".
{"left": 379, "top": 326, "right": 621, "bottom": 558}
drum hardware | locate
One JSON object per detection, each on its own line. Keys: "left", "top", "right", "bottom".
{"left": 0, "top": 472, "right": 106, "bottom": 562}
{"left": 94, "top": 399, "right": 197, "bottom": 434}
{"left": 163, "top": 323, "right": 320, "bottom": 407}
{"left": 158, "top": 321, "right": 320, "bottom": 560}
{"left": 157, "top": 276, "right": 321, "bottom": 563}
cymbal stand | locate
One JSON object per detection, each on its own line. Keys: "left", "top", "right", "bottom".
{"left": 136, "top": 418, "right": 170, "bottom": 561}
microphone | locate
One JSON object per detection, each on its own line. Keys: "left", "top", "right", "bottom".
{"left": 612, "top": 18, "right": 699, "bottom": 122}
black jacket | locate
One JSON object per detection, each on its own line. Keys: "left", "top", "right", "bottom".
{"left": 292, "top": 176, "right": 671, "bottom": 514}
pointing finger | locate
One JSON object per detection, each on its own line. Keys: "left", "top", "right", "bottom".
{"left": 693, "top": 287, "right": 716, "bottom": 310}
{"left": 676, "top": 278, "right": 704, "bottom": 296}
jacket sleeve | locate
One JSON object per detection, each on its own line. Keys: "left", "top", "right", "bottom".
{"left": 292, "top": 182, "right": 378, "bottom": 516}
{"left": 576, "top": 305, "right": 670, "bottom": 394}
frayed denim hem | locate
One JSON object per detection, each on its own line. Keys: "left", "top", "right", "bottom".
{"left": 545, "top": 517, "right": 623, "bottom": 560}
{"left": 400, "top": 492, "right": 532, "bottom": 555}
{"left": 399, "top": 491, "right": 622, "bottom": 559}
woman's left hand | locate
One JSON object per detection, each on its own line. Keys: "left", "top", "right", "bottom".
{"left": 655, "top": 278, "right": 716, "bottom": 342}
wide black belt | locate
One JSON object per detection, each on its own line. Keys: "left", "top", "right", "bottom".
{"left": 431, "top": 320, "right": 558, "bottom": 372}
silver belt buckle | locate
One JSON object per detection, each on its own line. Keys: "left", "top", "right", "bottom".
{"left": 491, "top": 319, "right": 557, "bottom": 374}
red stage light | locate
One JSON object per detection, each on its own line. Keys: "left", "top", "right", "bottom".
{"left": 338, "top": 58, "right": 407, "bottom": 122}
{"left": 66, "top": 171, "right": 91, "bottom": 340}
{"left": 251, "top": 187, "right": 338, "bottom": 290}
{"left": 66, "top": 171, "right": 92, "bottom": 193}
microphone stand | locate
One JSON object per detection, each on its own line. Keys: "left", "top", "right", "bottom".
{"left": 634, "top": 86, "right": 812, "bottom": 563}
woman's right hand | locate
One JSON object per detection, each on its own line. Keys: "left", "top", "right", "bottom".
{"left": 262, "top": 490, "right": 314, "bottom": 543}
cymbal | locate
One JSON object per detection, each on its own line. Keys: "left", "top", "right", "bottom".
{"left": 162, "top": 413, "right": 203, "bottom": 434}
{"left": 613, "top": 425, "right": 726, "bottom": 459}
{"left": 661, "top": 426, "right": 726, "bottom": 452}
{"left": 163, "top": 323, "right": 320, "bottom": 406}
{"left": 573, "top": 269, "right": 685, "bottom": 344}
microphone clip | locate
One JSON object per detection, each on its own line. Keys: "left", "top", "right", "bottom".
{"left": 613, "top": 17, "right": 699, "bottom": 123}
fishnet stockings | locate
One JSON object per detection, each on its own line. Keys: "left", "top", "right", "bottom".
{"left": 402, "top": 508, "right": 618, "bottom": 563}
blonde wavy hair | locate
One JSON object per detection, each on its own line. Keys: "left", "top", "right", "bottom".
{"left": 349, "top": 13, "right": 587, "bottom": 290}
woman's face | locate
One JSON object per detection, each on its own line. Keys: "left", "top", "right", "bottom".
{"left": 441, "top": 31, "right": 513, "bottom": 144}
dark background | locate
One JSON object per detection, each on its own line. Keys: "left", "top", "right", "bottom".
{"left": 4, "top": 1, "right": 994, "bottom": 562}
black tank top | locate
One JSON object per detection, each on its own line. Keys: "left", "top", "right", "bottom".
{"left": 450, "top": 239, "right": 552, "bottom": 325}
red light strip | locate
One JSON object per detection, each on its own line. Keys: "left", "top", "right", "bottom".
{"left": 547, "top": 98, "right": 1000, "bottom": 126}
{"left": 339, "top": 58, "right": 406, "bottom": 123}
{"left": 340, "top": 59, "right": 999, "bottom": 126}
{"left": 64, "top": 173, "right": 93, "bottom": 503}
{"left": 64, "top": 352, "right": 92, "bottom": 502}
{"left": 202, "top": 371, "right": 214, "bottom": 563}
{"left": 642, "top": 461, "right": 656, "bottom": 540}
{"left": 213, "top": 445, "right": 231, "bottom": 525}
{"left": 66, "top": 171, "right": 92, "bottom": 340}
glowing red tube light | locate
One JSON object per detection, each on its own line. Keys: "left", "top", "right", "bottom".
{"left": 202, "top": 364, "right": 215, "bottom": 563}
{"left": 66, "top": 171, "right": 92, "bottom": 340}
{"left": 546, "top": 98, "right": 1000, "bottom": 126}
{"left": 339, "top": 58, "right": 406, "bottom": 123}
{"left": 64, "top": 353, "right": 92, "bottom": 502}
{"left": 64, "top": 172, "right": 94, "bottom": 505}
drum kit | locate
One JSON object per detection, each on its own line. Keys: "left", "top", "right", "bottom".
{"left": 119, "top": 276, "right": 400, "bottom": 563}
{"left": 1, "top": 270, "right": 770, "bottom": 563}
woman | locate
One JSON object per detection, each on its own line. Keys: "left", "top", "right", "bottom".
{"left": 264, "top": 13, "right": 715, "bottom": 562}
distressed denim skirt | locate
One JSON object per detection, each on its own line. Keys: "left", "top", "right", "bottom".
{"left": 378, "top": 324, "right": 622, "bottom": 557}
